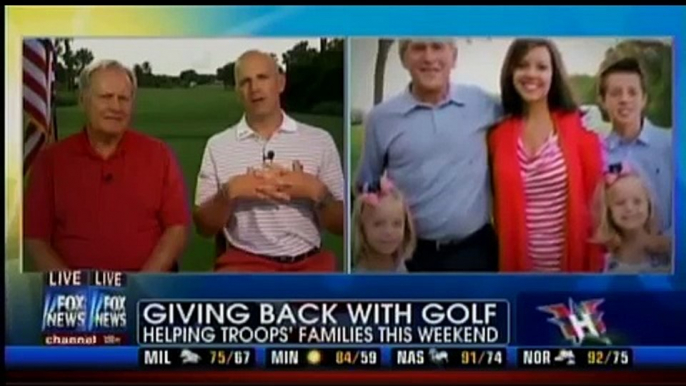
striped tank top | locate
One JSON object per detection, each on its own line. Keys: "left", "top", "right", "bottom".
{"left": 517, "top": 133, "right": 568, "bottom": 272}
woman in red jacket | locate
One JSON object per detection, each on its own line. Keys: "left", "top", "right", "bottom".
{"left": 488, "top": 39, "right": 604, "bottom": 272}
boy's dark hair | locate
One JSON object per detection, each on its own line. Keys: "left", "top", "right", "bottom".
{"left": 500, "top": 38, "right": 578, "bottom": 116}
{"left": 597, "top": 57, "right": 646, "bottom": 98}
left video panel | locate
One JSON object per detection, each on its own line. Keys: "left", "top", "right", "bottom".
{"left": 20, "top": 37, "right": 347, "bottom": 273}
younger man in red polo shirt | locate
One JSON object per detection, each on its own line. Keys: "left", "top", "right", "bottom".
{"left": 24, "top": 60, "right": 190, "bottom": 272}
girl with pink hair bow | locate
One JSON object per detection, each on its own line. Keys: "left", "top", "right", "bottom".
{"left": 591, "top": 162, "right": 671, "bottom": 273}
{"left": 352, "top": 175, "right": 416, "bottom": 273}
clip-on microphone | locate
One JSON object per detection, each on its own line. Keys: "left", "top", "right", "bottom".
{"left": 266, "top": 150, "right": 275, "bottom": 162}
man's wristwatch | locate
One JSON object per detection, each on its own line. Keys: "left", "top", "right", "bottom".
{"left": 314, "top": 189, "right": 335, "bottom": 210}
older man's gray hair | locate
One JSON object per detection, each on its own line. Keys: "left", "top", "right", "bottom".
{"left": 398, "top": 38, "right": 458, "bottom": 61}
{"left": 78, "top": 59, "right": 138, "bottom": 98}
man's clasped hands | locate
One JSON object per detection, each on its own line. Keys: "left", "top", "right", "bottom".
{"left": 222, "top": 161, "right": 326, "bottom": 203}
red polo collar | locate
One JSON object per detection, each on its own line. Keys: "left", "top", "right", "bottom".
{"left": 77, "top": 128, "right": 133, "bottom": 160}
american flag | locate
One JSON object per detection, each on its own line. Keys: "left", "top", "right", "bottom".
{"left": 23, "top": 38, "right": 57, "bottom": 174}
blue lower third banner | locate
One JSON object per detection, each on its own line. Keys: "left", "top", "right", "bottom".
{"left": 5, "top": 346, "right": 686, "bottom": 369}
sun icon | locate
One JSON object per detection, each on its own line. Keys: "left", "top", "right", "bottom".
{"left": 307, "top": 349, "right": 322, "bottom": 365}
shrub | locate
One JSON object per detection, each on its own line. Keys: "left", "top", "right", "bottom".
{"left": 54, "top": 91, "right": 78, "bottom": 107}
{"left": 310, "top": 101, "right": 343, "bottom": 116}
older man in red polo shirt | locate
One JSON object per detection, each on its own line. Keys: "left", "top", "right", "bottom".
{"left": 24, "top": 60, "right": 190, "bottom": 272}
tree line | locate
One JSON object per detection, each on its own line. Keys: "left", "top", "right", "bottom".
{"left": 215, "top": 38, "right": 344, "bottom": 115}
{"left": 53, "top": 38, "right": 345, "bottom": 116}
{"left": 568, "top": 39, "right": 672, "bottom": 128}
{"left": 53, "top": 38, "right": 94, "bottom": 91}
{"left": 355, "top": 38, "right": 672, "bottom": 128}
{"left": 53, "top": 39, "right": 219, "bottom": 90}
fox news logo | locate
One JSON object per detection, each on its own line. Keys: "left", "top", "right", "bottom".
{"left": 90, "top": 291, "right": 127, "bottom": 330}
{"left": 42, "top": 292, "right": 88, "bottom": 331}
{"left": 538, "top": 298, "right": 611, "bottom": 346}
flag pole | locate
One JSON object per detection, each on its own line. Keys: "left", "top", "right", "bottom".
{"left": 47, "top": 38, "right": 58, "bottom": 143}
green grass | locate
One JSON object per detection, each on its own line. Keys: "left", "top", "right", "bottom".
{"left": 32, "top": 85, "right": 345, "bottom": 272}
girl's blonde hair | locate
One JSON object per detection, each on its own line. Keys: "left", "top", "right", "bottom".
{"left": 352, "top": 181, "right": 416, "bottom": 267}
{"left": 591, "top": 166, "right": 659, "bottom": 252}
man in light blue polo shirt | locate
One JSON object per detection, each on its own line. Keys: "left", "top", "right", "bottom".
{"left": 356, "top": 39, "right": 502, "bottom": 272}
{"left": 598, "top": 57, "right": 672, "bottom": 255}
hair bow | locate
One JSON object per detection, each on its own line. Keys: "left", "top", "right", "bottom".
{"left": 605, "top": 162, "right": 633, "bottom": 185}
{"left": 360, "top": 176, "right": 396, "bottom": 206}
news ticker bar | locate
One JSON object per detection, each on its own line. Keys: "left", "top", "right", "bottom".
{"left": 6, "top": 347, "right": 686, "bottom": 370}
{"left": 137, "top": 347, "right": 506, "bottom": 369}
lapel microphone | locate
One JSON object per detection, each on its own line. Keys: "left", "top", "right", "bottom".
{"left": 263, "top": 150, "right": 275, "bottom": 163}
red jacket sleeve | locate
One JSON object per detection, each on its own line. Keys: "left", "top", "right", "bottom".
{"left": 579, "top": 128, "right": 606, "bottom": 272}
{"left": 24, "top": 149, "right": 55, "bottom": 241}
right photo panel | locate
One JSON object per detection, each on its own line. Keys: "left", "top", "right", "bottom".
{"left": 350, "top": 37, "right": 673, "bottom": 275}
